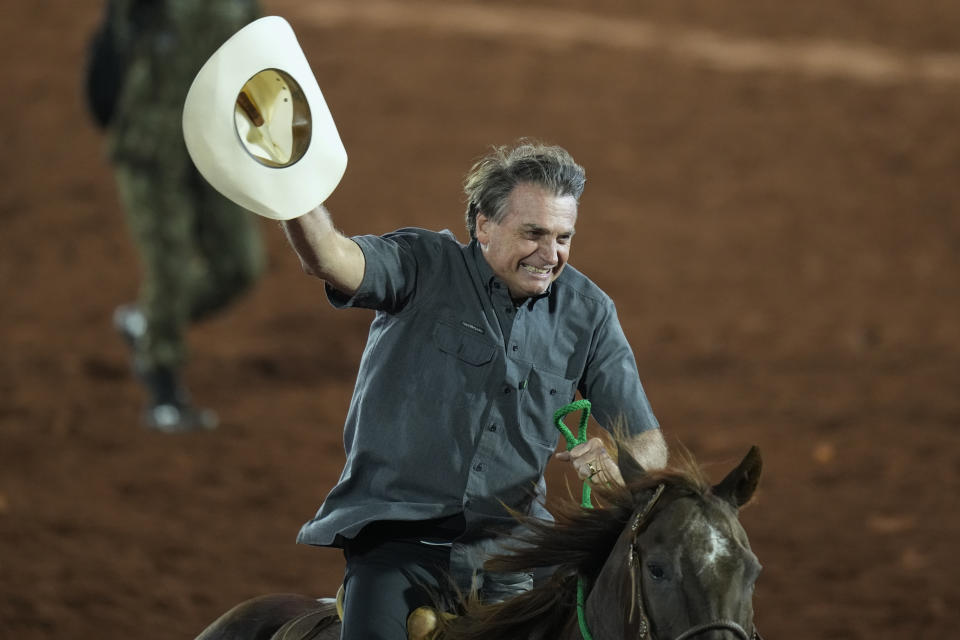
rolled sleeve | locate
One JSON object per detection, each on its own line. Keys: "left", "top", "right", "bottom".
{"left": 325, "top": 231, "right": 423, "bottom": 312}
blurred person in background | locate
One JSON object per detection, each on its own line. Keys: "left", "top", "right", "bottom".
{"left": 86, "top": 0, "right": 265, "bottom": 432}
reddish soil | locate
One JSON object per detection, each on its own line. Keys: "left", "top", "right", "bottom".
{"left": 2, "top": 2, "right": 959, "bottom": 638}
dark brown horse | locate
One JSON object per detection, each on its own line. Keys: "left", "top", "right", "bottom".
{"left": 195, "top": 446, "right": 763, "bottom": 640}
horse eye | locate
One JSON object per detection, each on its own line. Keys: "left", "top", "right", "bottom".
{"left": 647, "top": 563, "right": 666, "bottom": 581}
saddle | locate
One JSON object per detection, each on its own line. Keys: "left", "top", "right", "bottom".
{"left": 270, "top": 599, "right": 339, "bottom": 640}
{"left": 271, "top": 586, "right": 450, "bottom": 640}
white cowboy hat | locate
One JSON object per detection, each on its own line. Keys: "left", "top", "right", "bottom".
{"left": 183, "top": 16, "right": 347, "bottom": 220}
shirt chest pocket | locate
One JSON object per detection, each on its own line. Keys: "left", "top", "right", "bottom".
{"left": 519, "top": 368, "right": 579, "bottom": 447}
{"left": 434, "top": 322, "right": 496, "bottom": 366}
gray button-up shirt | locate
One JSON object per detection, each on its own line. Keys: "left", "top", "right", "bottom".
{"left": 296, "top": 227, "right": 658, "bottom": 582}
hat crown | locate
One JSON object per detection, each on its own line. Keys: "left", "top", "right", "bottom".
{"left": 235, "top": 68, "right": 311, "bottom": 167}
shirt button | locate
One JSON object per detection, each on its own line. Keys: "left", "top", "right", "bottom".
{"left": 503, "top": 385, "right": 511, "bottom": 394}
{"left": 511, "top": 344, "right": 518, "bottom": 351}
{"left": 474, "top": 463, "right": 486, "bottom": 472}
{"left": 505, "top": 306, "right": 513, "bottom": 314}
{"left": 488, "top": 424, "right": 498, "bottom": 432}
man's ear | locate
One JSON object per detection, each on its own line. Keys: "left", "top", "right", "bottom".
{"left": 475, "top": 212, "right": 491, "bottom": 245}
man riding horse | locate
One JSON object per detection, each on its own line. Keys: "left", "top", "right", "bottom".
{"left": 279, "top": 140, "right": 667, "bottom": 639}
{"left": 182, "top": 21, "right": 666, "bottom": 637}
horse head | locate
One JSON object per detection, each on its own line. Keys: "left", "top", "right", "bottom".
{"left": 584, "top": 447, "right": 763, "bottom": 640}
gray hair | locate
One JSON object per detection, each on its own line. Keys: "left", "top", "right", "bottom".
{"left": 463, "top": 140, "right": 586, "bottom": 240}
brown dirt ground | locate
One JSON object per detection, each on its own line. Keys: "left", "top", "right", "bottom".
{"left": 2, "top": 1, "right": 959, "bottom": 638}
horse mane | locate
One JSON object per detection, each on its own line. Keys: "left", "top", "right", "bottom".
{"left": 440, "top": 445, "right": 713, "bottom": 640}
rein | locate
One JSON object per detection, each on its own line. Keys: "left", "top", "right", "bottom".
{"left": 553, "top": 400, "right": 598, "bottom": 640}
{"left": 552, "top": 401, "right": 761, "bottom": 640}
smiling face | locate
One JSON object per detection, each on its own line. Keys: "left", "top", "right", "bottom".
{"left": 476, "top": 182, "right": 578, "bottom": 301}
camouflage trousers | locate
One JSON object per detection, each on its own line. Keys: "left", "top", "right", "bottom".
{"left": 114, "top": 160, "right": 264, "bottom": 370}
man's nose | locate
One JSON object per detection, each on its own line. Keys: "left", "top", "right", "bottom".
{"left": 538, "top": 237, "right": 559, "bottom": 262}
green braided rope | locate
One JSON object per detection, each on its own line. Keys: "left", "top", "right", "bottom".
{"left": 553, "top": 399, "right": 595, "bottom": 640}
{"left": 553, "top": 399, "right": 594, "bottom": 508}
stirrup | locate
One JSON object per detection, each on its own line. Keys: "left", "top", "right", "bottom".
{"left": 335, "top": 584, "right": 344, "bottom": 621}
{"left": 407, "top": 606, "right": 456, "bottom": 640}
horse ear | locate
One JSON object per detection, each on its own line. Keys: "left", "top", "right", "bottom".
{"left": 713, "top": 446, "right": 762, "bottom": 508}
{"left": 617, "top": 445, "right": 648, "bottom": 487}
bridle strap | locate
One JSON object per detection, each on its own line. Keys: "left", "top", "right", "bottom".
{"left": 631, "top": 484, "right": 666, "bottom": 533}
{"left": 627, "top": 484, "right": 666, "bottom": 638}
{"left": 671, "top": 620, "right": 751, "bottom": 640}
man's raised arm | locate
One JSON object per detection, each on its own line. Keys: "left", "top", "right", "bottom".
{"left": 281, "top": 205, "right": 366, "bottom": 297}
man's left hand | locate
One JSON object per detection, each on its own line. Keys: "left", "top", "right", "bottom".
{"left": 555, "top": 437, "right": 624, "bottom": 487}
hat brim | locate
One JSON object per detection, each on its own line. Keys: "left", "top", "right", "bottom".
{"left": 183, "top": 16, "right": 347, "bottom": 220}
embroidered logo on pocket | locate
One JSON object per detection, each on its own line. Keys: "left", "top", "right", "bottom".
{"left": 461, "top": 321, "right": 485, "bottom": 334}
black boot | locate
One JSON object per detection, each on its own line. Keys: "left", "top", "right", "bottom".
{"left": 138, "top": 364, "right": 218, "bottom": 433}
